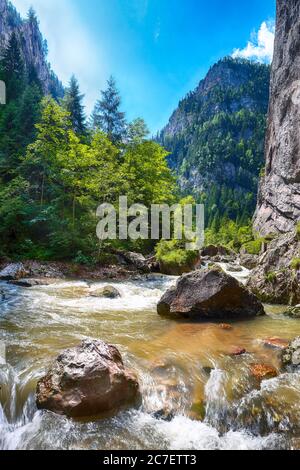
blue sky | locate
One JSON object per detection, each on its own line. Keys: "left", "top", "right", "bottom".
{"left": 13, "top": 0, "right": 276, "bottom": 134}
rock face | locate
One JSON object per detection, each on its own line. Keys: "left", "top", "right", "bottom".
{"left": 247, "top": 229, "right": 300, "bottom": 305}
{"left": 157, "top": 267, "right": 265, "bottom": 320}
{"left": 254, "top": 0, "right": 300, "bottom": 235}
{"left": 0, "top": 0, "right": 63, "bottom": 97}
{"left": 0, "top": 263, "right": 27, "bottom": 280}
{"left": 281, "top": 337, "right": 300, "bottom": 368}
{"left": 36, "top": 340, "right": 141, "bottom": 418}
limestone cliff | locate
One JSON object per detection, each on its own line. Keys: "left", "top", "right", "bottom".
{"left": 0, "top": 0, "right": 63, "bottom": 98}
{"left": 248, "top": 0, "right": 300, "bottom": 306}
{"left": 254, "top": 0, "right": 300, "bottom": 235}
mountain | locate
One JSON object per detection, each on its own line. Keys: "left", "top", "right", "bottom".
{"left": 0, "top": 0, "right": 63, "bottom": 98}
{"left": 158, "top": 57, "right": 270, "bottom": 226}
{"left": 254, "top": 0, "right": 300, "bottom": 236}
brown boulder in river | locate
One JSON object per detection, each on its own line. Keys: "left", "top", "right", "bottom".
{"left": 157, "top": 267, "right": 265, "bottom": 320}
{"left": 36, "top": 339, "right": 141, "bottom": 418}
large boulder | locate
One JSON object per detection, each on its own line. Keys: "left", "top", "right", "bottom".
{"left": 118, "top": 251, "right": 151, "bottom": 273}
{"left": 0, "top": 263, "right": 28, "bottom": 281}
{"left": 36, "top": 339, "right": 141, "bottom": 418}
{"left": 157, "top": 267, "right": 265, "bottom": 320}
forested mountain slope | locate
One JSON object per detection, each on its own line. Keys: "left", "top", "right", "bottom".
{"left": 158, "top": 57, "right": 270, "bottom": 227}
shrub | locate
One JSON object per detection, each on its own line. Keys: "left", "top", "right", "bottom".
{"left": 73, "top": 251, "right": 95, "bottom": 266}
{"left": 242, "top": 239, "right": 263, "bottom": 255}
{"left": 291, "top": 258, "right": 300, "bottom": 271}
{"left": 265, "top": 271, "right": 277, "bottom": 283}
{"left": 155, "top": 239, "right": 198, "bottom": 274}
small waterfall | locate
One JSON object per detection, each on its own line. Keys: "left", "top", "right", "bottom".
{"left": 0, "top": 363, "right": 37, "bottom": 450}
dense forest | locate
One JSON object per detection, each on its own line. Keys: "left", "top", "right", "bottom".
{"left": 0, "top": 6, "right": 272, "bottom": 266}
{"left": 0, "top": 15, "right": 175, "bottom": 262}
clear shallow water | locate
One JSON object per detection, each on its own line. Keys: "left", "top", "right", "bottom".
{"left": 0, "top": 272, "right": 300, "bottom": 450}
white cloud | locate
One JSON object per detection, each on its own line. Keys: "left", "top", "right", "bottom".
{"left": 232, "top": 21, "right": 275, "bottom": 64}
{"left": 12, "top": 0, "right": 108, "bottom": 114}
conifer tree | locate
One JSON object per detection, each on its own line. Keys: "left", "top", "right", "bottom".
{"left": 91, "top": 76, "right": 126, "bottom": 144}
{"left": 1, "top": 32, "right": 25, "bottom": 101}
{"left": 62, "top": 75, "right": 86, "bottom": 135}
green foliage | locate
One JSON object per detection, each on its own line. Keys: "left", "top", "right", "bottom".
{"left": 242, "top": 239, "right": 263, "bottom": 255}
{"left": 91, "top": 76, "right": 126, "bottom": 144}
{"left": 62, "top": 75, "right": 86, "bottom": 135}
{"left": 291, "top": 258, "right": 300, "bottom": 271}
{"left": 0, "top": 89, "right": 175, "bottom": 260}
{"left": 205, "top": 219, "right": 253, "bottom": 251}
{"left": 296, "top": 222, "right": 300, "bottom": 240}
{"left": 159, "top": 58, "right": 270, "bottom": 227}
{"left": 155, "top": 239, "right": 198, "bottom": 271}
{"left": 265, "top": 271, "right": 277, "bottom": 283}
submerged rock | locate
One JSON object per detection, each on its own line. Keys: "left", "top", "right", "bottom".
{"left": 226, "top": 264, "right": 243, "bottom": 273}
{"left": 281, "top": 337, "right": 300, "bottom": 369}
{"left": 90, "top": 285, "right": 121, "bottom": 299}
{"left": 0, "top": 263, "right": 28, "bottom": 281}
{"left": 157, "top": 267, "right": 265, "bottom": 320}
{"left": 250, "top": 364, "right": 278, "bottom": 382}
{"left": 230, "top": 347, "right": 247, "bottom": 357}
{"left": 36, "top": 339, "right": 141, "bottom": 418}
{"left": 263, "top": 337, "right": 289, "bottom": 351}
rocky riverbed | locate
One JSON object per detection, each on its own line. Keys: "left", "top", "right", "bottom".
{"left": 0, "top": 265, "right": 300, "bottom": 450}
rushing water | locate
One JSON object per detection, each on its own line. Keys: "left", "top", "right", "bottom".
{"left": 0, "top": 268, "right": 300, "bottom": 451}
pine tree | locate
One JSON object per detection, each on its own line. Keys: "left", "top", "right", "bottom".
{"left": 91, "top": 76, "right": 126, "bottom": 143}
{"left": 62, "top": 75, "right": 86, "bottom": 135}
{"left": 127, "top": 118, "right": 149, "bottom": 144}
{"left": 1, "top": 32, "right": 25, "bottom": 101}
{"left": 27, "top": 7, "right": 38, "bottom": 25}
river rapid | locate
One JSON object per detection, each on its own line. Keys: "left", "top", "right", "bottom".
{"left": 1, "top": 267, "right": 300, "bottom": 451}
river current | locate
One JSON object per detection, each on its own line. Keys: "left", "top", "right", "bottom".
{"left": 0, "top": 267, "right": 300, "bottom": 450}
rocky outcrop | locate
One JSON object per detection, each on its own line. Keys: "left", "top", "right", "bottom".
{"left": 157, "top": 267, "right": 265, "bottom": 320}
{"left": 0, "top": 262, "right": 28, "bottom": 280}
{"left": 239, "top": 253, "right": 259, "bottom": 270}
{"left": 36, "top": 339, "right": 141, "bottom": 418}
{"left": 0, "top": 0, "right": 63, "bottom": 97}
{"left": 254, "top": 0, "right": 300, "bottom": 235}
{"left": 247, "top": 229, "right": 300, "bottom": 305}
{"left": 281, "top": 337, "right": 300, "bottom": 369}
{"left": 117, "top": 251, "right": 152, "bottom": 273}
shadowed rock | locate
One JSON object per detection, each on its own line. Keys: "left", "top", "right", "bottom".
{"left": 157, "top": 267, "right": 265, "bottom": 320}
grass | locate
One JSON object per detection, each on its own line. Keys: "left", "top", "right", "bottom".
{"left": 265, "top": 271, "right": 277, "bottom": 283}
